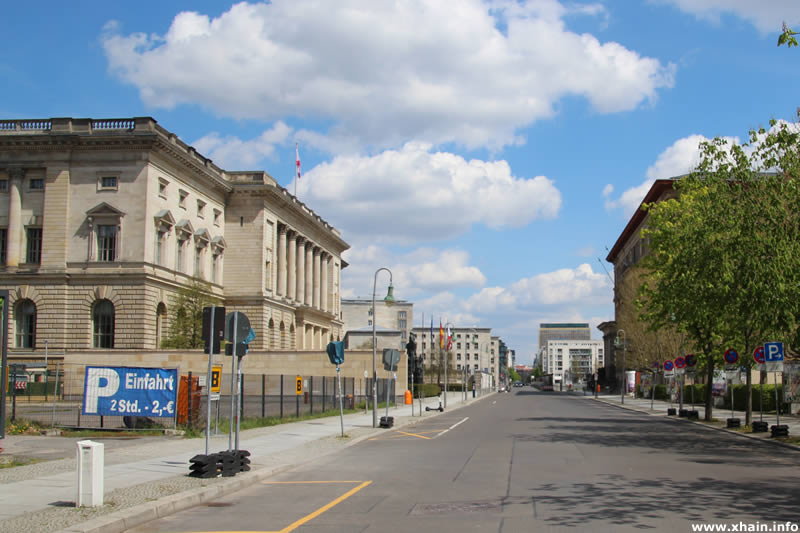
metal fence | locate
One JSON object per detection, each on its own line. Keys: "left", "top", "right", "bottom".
{"left": 5, "top": 362, "right": 402, "bottom": 431}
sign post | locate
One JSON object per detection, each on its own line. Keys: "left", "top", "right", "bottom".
{"left": 202, "top": 306, "right": 225, "bottom": 455}
{"left": 224, "top": 311, "right": 250, "bottom": 451}
{"left": 753, "top": 346, "right": 765, "bottom": 424}
{"left": 675, "top": 356, "right": 686, "bottom": 413}
{"left": 765, "top": 342, "right": 785, "bottom": 427}
{"left": 0, "top": 291, "right": 9, "bottom": 440}
{"left": 685, "top": 354, "right": 697, "bottom": 408}
{"left": 326, "top": 342, "right": 345, "bottom": 437}
{"left": 724, "top": 348, "right": 740, "bottom": 427}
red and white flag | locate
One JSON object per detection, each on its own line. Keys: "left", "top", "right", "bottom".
{"left": 295, "top": 143, "right": 301, "bottom": 180}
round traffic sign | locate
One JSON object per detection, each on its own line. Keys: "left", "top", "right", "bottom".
{"left": 675, "top": 357, "right": 686, "bottom": 369}
{"left": 724, "top": 348, "right": 739, "bottom": 364}
{"left": 753, "top": 346, "right": 765, "bottom": 364}
{"left": 685, "top": 354, "right": 697, "bottom": 367}
{"left": 664, "top": 360, "right": 674, "bottom": 371}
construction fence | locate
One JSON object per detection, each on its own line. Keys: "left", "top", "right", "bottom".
{"left": 5, "top": 362, "right": 403, "bottom": 431}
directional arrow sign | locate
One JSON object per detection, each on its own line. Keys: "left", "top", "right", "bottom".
{"left": 764, "top": 342, "right": 784, "bottom": 372}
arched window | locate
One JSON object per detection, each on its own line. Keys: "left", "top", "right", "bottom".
{"left": 93, "top": 299, "right": 115, "bottom": 348}
{"left": 15, "top": 299, "right": 36, "bottom": 348}
{"left": 156, "top": 303, "right": 167, "bottom": 348}
{"left": 267, "top": 318, "right": 275, "bottom": 350}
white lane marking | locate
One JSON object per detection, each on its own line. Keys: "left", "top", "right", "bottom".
{"left": 434, "top": 417, "right": 469, "bottom": 439}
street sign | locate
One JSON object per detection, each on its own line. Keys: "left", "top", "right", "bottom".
{"left": 675, "top": 357, "right": 686, "bottom": 369}
{"left": 685, "top": 354, "right": 697, "bottom": 367}
{"left": 211, "top": 365, "right": 222, "bottom": 394}
{"left": 382, "top": 348, "right": 401, "bottom": 371}
{"left": 765, "top": 342, "right": 784, "bottom": 372}
{"left": 664, "top": 360, "right": 674, "bottom": 377}
{"left": 326, "top": 341, "right": 344, "bottom": 365}
{"left": 295, "top": 375, "right": 303, "bottom": 395}
{"left": 753, "top": 346, "right": 765, "bottom": 372}
{"left": 225, "top": 312, "right": 251, "bottom": 342}
{"left": 724, "top": 348, "right": 739, "bottom": 365}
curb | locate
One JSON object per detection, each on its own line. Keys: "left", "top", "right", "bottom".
{"left": 592, "top": 397, "right": 800, "bottom": 453}
{"left": 53, "top": 395, "right": 487, "bottom": 533}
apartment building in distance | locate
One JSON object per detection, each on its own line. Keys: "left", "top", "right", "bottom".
{"left": 543, "top": 339, "right": 604, "bottom": 388}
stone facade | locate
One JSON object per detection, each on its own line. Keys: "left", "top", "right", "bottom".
{"left": 0, "top": 117, "right": 348, "bottom": 371}
{"left": 341, "top": 298, "right": 413, "bottom": 346}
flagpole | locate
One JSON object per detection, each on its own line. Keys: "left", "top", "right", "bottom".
{"left": 294, "top": 142, "right": 298, "bottom": 198}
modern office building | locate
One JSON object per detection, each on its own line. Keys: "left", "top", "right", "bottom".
{"left": 538, "top": 323, "right": 591, "bottom": 352}
{"left": 0, "top": 117, "right": 349, "bottom": 367}
{"left": 543, "top": 339, "right": 604, "bottom": 387}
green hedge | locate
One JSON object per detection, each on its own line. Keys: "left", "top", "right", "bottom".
{"left": 416, "top": 384, "right": 441, "bottom": 397}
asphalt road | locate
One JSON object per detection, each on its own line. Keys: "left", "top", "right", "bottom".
{"left": 126, "top": 390, "right": 800, "bottom": 532}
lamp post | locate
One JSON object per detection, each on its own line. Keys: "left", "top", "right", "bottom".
{"left": 615, "top": 330, "right": 626, "bottom": 404}
{"left": 372, "top": 267, "right": 395, "bottom": 428}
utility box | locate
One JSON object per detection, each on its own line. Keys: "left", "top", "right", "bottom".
{"left": 76, "top": 440, "right": 104, "bottom": 507}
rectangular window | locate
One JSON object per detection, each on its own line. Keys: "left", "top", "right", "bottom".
{"left": 197, "top": 199, "right": 206, "bottom": 218}
{"left": 179, "top": 190, "right": 188, "bottom": 209}
{"left": 0, "top": 180, "right": 7, "bottom": 193}
{"left": 97, "top": 225, "right": 117, "bottom": 262}
{"left": 0, "top": 228, "right": 6, "bottom": 264}
{"left": 398, "top": 319, "right": 406, "bottom": 330}
{"left": 213, "top": 209, "right": 222, "bottom": 226}
{"left": 158, "top": 178, "right": 168, "bottom": 199}
{"left": 29, "top": 178, "right": 44, "bottom": 191}
{"left": 195, "top": 247, "right": 202, "bottom": 277}
{"left": 26, "top": 228, "right": 42, "bottom": 264}
{"left": 398, "top": 311, "right": 406, "bottom": 319}
{"left": 211, "top": 253, "right": 219, "bottom": 283}
{"left": 99, "top": 176, "right": 118, "bottom": 191}
{"left": 176, "top": 240, "right": 185, "bottom": 272}
{"left": 155, "top": 230, "right": 164, "bottom": 265}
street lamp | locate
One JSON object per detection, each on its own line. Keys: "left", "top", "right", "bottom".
{"left": 372, "top": 267, "right": 394, "bottom": 428}
{"left": 615, "top": 330, "right": 626, "bottom": 404}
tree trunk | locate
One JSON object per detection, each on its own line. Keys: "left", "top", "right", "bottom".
{"left": 705, "top": 358, "right": 714, "bottom": 421}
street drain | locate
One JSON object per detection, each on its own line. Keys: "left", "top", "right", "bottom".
{"left": 204, "top": 502, "right": 234, "bottom": 507}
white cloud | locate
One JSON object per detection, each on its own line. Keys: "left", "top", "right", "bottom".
{"left": 102, "top": 0, "right": 675, "bottom": 152}
{"left": 604, "top": 134, "right": 713, "bottom": 216}
{"left": 655, "top": 0, "right": 800, "bottom": 33}
{"left": 192, "top": 121, "right": 291, "bottom": 169}
{"left": 299, "top": 142, "right": 562, "bottom": 246}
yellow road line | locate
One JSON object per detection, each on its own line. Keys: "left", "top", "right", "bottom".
{"left": 395, "top": 431, "right": 431, "bottom": 440}
{"left": 278, "top": 481, "right": 372, "bottom": 533}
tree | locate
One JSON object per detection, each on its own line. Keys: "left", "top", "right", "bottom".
{"left": 161, "top": 277, "right": 221, "bottom": 349}
{"left": 639, "top": 115, "right": 800, "bottom": 422}
{"left": 778, "top": 22, "right": 798, "bottom": 48}
{"left": 508, "top": 368, "right": 521, "bottom": 383}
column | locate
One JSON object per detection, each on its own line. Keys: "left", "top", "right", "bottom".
{"left": 321, "top": 253, "right": 329, "bottom": 313}
{"left": 287, "top": 231, "right": 297, "bottom": 301}
{"left": 304, "top": 242, "right": 313, "bottom": 306}
{"left": 277, "top": 225, "right": 287, "bottom": 296}
{"left": 295, "top": 237, "right": 306, "bottom": 305}
{"left": 6, "top": 168, "right": 23, "bottom": 267}
{"left": 312, "top": 247, "right": 321, "bottom": 309}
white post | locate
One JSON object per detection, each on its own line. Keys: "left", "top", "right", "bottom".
{"left": 76, "top": 440, "right": 104, "bottom": 507}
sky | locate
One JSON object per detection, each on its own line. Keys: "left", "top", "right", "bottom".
{"left": 3, "top": 1, "right": 800, "bottom": 365}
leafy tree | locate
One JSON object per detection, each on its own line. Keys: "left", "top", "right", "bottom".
{"left": 161, "top": 277, "right": 221, "bottom": 349}
{"left": 778, "top": 22, "right": 798, "bottom": 48}
{"left": 508, "top": 368, "right": 521, "bottom": 383}
{"left": 639, "top": 115, "right": 800, "bottom": 422}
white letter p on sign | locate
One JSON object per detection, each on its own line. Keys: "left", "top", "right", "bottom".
{"left": 84, "top": 368, "right": 120, "bottom": 414}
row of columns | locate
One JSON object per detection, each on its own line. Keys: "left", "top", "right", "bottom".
{"left": 275, "top": 225, "right": 335, "bottom": 313}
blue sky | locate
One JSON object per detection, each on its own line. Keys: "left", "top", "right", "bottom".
{"left": 3, "top": 1, "right": 800, "bottom": 364}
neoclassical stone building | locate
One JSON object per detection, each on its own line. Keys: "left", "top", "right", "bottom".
{"left": 0, "top": 117, "right": 348, "bottom": 359}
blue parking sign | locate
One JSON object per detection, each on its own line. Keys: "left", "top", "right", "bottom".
{"left": 764, "top": 342, "right": 784, "bottom": 362}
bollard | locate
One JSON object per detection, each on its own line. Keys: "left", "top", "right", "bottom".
{"left": 76, "top": 440, "right": 104, "bottom": 507}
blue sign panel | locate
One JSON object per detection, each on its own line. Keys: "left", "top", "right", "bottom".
{"left": 82, "top": 366, "right": 177, "bottom": 417}
{"left": 765, "top": 342, "right": 784, "bottom": 362}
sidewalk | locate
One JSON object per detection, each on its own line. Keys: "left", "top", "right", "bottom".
{"left": 0, "top": 390, "right": 487, "bottom": 533}
{"left": 587, "top": 392, "right": 800, "bottom": 445}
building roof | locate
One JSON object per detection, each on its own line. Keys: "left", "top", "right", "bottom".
{"left": 605, "top": 178, "right": 677, "bottom": 263}
{"left": 540, "top": 323, "right": 589, "bottom": 328}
